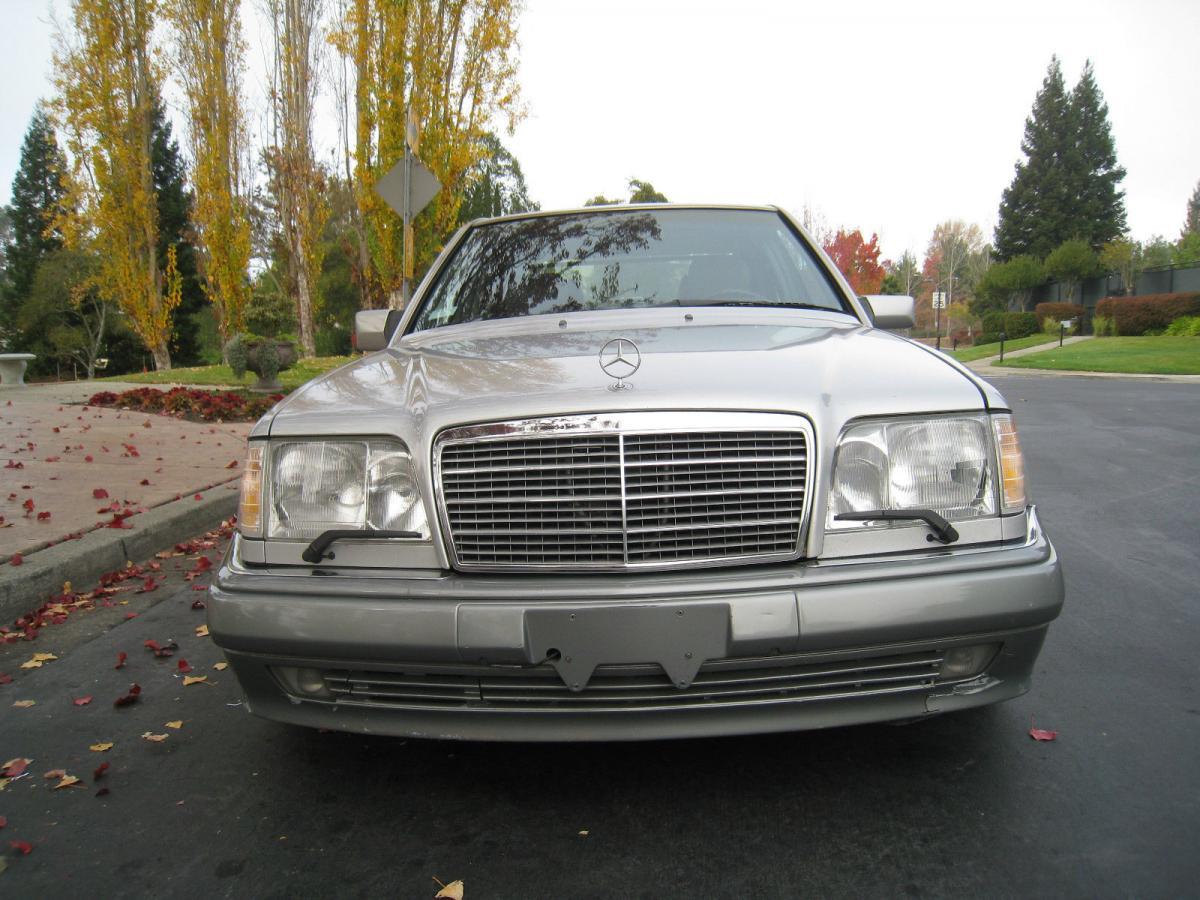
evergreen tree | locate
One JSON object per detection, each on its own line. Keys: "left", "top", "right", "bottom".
{"left": 149, "top": 98, "right": 205, "bottom": 364}
{"left": 1184, "top": 180, "right": 1200, "bottom": 237}
{"left": 1069, "top": 61, "right": 1126, "bottom": 247}
{"left": 994, "top": 58, "right": 1127, "bottom": 261}
{"left": 456, "top": 133, "right": 539, "bottom": 225}
{"left": 3, "top": 106, "right": 68, "bottom": 335}
{"left": 994, "top": 58, "right": 1074, "bottom": 261}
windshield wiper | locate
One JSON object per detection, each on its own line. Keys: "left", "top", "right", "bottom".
{"left": 302, "top": 529, "right": 423, "bottom": 563}
{"left": 681, "top": 299, "right": 852, "bottom": 314}
{"left": 834, "top": 510, "right": 959, "bottom": 545}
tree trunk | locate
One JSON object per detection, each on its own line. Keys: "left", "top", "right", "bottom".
{"left": 151, "top": 343, "right": 172, "bottom": 371}
{"left": 294, "top": 236, "right": 316, "bottom": 356}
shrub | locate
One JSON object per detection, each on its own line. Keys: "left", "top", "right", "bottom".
{"left": 1165, "top": 315, "right": 1200, "bottom": 336}
{"left": 1002, "top": 311, "right": 1040, "bottom": 339}
{"left": 88, "top": 387, "right": 284, "bottom": 422}
{"left": 225, "top": 334, "right": 248, "bottom": 378}
{"left": 981, "top": 311, "right": 1006, "bottom": 337}
{"left": 1034, "top": 302, "right": 1085, "bottom": 329}
{"left": 1095, "top": 293, "right": 1200, "bottom": 336}
{"left": 1092, "top": 315, "right": 1115, "bottom": 336}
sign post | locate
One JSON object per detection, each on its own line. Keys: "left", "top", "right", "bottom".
{"left": 931, "top": 291, "right": 947, "bottom": 351}
{"left": 374, "top": 108, "right": 442, "bottom": 308}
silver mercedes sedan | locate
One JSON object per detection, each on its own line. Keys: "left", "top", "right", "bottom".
{"left": 210, "top": 205, "right": 1064, "bottom": 741}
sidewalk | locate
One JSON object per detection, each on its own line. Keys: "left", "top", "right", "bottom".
{"left": 0, "top": 380, "right": 253, "bottom": 622}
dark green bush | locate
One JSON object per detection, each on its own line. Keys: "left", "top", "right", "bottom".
{"left": 1003, "top": 312, "right": 1040, "bottom": 339}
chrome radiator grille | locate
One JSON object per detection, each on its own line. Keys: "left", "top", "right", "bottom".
{"left": 436, "top": 414, "right": 811, "bottom": 571}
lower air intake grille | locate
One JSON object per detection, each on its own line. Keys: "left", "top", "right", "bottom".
{"left": 319, "top": 651, "right": 945, "bottom": 712}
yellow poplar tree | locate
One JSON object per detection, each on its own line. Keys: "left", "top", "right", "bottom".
{"left": 266, "top": 0, "right": 330, "bottom": 357}
{"left": 163, "top": 0, "right": 253, "bottom": 349}
{"left": 331, "top": 0, "right": 523, "bottom": 308}
{"left": 54, "top": 0, "right": 178, "bottom": 370}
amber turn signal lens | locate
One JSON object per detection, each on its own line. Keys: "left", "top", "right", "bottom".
{"left": 992, "top": 415, "right": 1026, "bottom": 514}
{"left": 237, "top": 444, "right": 264, "bottom": 537}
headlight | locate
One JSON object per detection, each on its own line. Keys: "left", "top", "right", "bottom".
{"left": 827, "top": 414, "right": 1022, "bottom": 531}
{"left": 241, "top": 439, "right": 429, "bottom": 541}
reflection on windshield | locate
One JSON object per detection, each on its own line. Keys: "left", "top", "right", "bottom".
{"left": 410, "top": 209, "right": 848, "bottom": 331}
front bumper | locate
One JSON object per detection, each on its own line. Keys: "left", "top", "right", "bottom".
{"left": 209, "top": 509, "right": 1064, "bottom": 741}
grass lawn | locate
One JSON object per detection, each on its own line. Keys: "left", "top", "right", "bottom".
{"left": 998, "top": 337, "right": 1200, "bottom": 375}
{"left": 948, "top": 334, "right": 1060, "bottom": 362}
{"left": 100, "top": 355, "right": 357, "bottom": 390}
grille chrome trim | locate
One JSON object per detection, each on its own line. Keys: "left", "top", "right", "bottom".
{"left": 433, "top": 412, "right": 814, "bottom": 572}
{"left": 319, "top": 651, "right": 944, "bottom": 712}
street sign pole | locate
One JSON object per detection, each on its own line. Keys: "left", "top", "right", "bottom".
{"left": 374, "top": 107, "right": 441, "bottom": 310}
{"left": 931, "top": 292, "right": 946, "bottom": 351}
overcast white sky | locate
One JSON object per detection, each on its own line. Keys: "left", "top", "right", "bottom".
{"left": 3, "top": 0, "right": 1197, "bottom": 262}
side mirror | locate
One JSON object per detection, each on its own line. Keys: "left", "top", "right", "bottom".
{"left": 860, "top": 295, "right": 915, "bottom": 330}
{"left": 354, "top": 309, "right": 404, "bottom": 351}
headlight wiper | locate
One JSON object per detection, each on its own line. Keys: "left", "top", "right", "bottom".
{"left": 834, "top": 510, "right": 960, "bottom": 545}
{"left": 302, "top": 529, "right": 423, "bottom": 563}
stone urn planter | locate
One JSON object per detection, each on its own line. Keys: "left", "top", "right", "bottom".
{"left": 226, "top": 335, "right": 298, "bottom": 392}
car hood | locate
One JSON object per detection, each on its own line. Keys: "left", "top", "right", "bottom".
{"left": 262, "top": 308, "right": 991, "bottom": 442}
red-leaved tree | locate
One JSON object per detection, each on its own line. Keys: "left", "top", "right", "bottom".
{"left": 822, "top": 229, "right": 886, "bottom": 295}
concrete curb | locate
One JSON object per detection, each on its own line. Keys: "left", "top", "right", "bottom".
{"left": 0, "top": 482, "right": 238, "bottom": 626}
{"left": 969, "top": 365, "right": 1200, "bottom": 383}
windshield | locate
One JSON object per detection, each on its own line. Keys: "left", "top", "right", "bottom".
{"left": 409, "top": 208, "right": 851, "bottom": 332}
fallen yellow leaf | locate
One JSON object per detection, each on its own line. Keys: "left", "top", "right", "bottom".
{"left": 434, "top": 880, "right": 464, "bottom": 900}
{"left": 578, "top": 830, "right": 589, "bottom": 837}
{"left": 195, "top": 624, "right": 210, "bottom": 637}
{"left": 165, "top": 720, "right": 183, "bottom": 729}
{"left": 182, "top": 675, "right": 207, "bottom": 686}
{"left": 43, "top": 769, "right": 67, "bottom": 779}
{"left": 0, "top": 778, "right": 10, "bottom": 792}
{"left": 12, "top": 699, "right": 36, "bottom": 708}
{"left": 89, "top": 742, "right": 114, "bottom": 752}
{"left": 19, "top": 659, "right": 42, "bottom": 670}
{"left": 32, "top": 653, "right": 57, "bottom": 662}
{"left": 54, "top": 775, "right": 82, "bottom": 790}
{"left": 213, "top": 662, "right": 229, "bottom": 671}
{"left": 141, "top": 732, "right": 169, "bottom": 743}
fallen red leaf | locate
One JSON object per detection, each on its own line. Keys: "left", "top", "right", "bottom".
{"left": 36, "top": 511, "right": 51, "bottom": 521}
{"left": 73, "top": 695, "right": 93, "bottom": 707}
{"left": 191, "top": 598, "right": 207, "bottom": 608}
{"left": 10, "top": 839, "right": 33, "bottom": 855}
{"left": 177, "top": 659, "right": 193, "bottom": 673}
{"left": 0, "top": 815, "right": 6, "bottom": 828}
{"left": 1029, "top": 727, "right": 1058, "bottom": 742}
{"left": 123, "top": 612, "right": 138, "bottom": 620}
{"left": 10, "top": 553, "right": 22, "bottom": 566}
{"left": 1, "top": 759, "right": 29, "bottom": 778}
{"left": 115, "top": 651, "right": 128, "bottom": 669}
{"left": 93, "top": 488, "right": 109, "bottom": 499}
{"left": 139, "top": 478, "right": 151, "bottom": 485}
{"left": 84, "top": 454, "right": 94, "bottom": 462}
{"left": 113, "top": 683, "right": 142, "bottom": 707}
{"left": 0, "top": 672, "right": 12, "bottom": 684}
{"left": 225, "top": 460, "right": 238, "bottom": 468}
{"left": 143, "top": 639, "right": 161, "bottom": 652}
{"left": 22, "top": 498, "right": 34, "bottom": 513}
{"left": 194, "top": 493, "right": 203, "bottom": 500}
{"left": 93, "top": 761, "right": 110, "bottom": 780}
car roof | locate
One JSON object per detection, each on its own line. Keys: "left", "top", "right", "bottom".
{"left": 465, "top": 203, "right": 783, "bottom": 228}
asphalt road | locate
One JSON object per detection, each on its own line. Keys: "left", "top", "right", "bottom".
{"left": 1, "top": 376, "right": 1198, "bottom": 898}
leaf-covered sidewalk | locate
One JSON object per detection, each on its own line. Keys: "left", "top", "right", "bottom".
{"left": 0, "top": 382, "right": 252, "bottom": 563}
